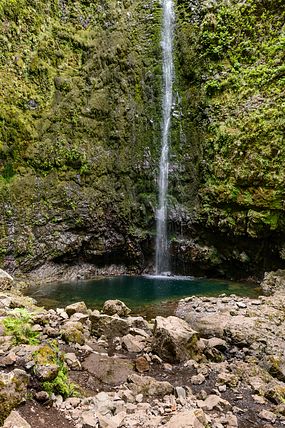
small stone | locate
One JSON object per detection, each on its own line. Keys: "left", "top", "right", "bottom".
{"left": 199, "top": 394, "right": 231, "bottom": 411}
{"left": 0, "top": 352, "right": 17, "bottom": 366}
{"left": 121, "top": 334, "right": 145, "bottom": 353}
{"left": 70, "top": 313, "right": 90, "bottom": 325}
{"left": 164, "top": 409, "right": 208, "bottom": 428}
{"left": 151, "top": 354, "right": 163, "bottom": 364}
{"left": 56, "top": 308, "right": 69, "bottom": 319}
{"left": 64, "top": 353, "right": 81, "bottom": 370}
{"left": 252, "top": 394, "right": 266, "bottom": 404}
{"left": 81, "top": 410, "right": 99, "bottom": 427}
{"left": 136, "top": 393, "right": 144, "bottom": 403}
{"left": 259, "top": 410, "right": 276, "bottom": 423}
{"left": 163, "top": 363, "right": 173, "bottom": 371}
{"left": 135, "top": 356, "right": 150, "bottom": 373}
{"left": 207, "top": 337, "right": 227, "bottom": 351}
{"left": 175, "top": 386, "right": 187, "bottom": 400}
{"left": 237, "top": 302, "right": 247, "bottom": 309}
{"left": 35, "top": 390, "right": 50, "bottom": 402}
{"left": 218, "top": 385, "right": 227, "bottom": 392}
{"left": 191, "top": 373, "right": 206, "bottom": 385}
{"left": 227, "top": 413, "right": 238, "bottom": 427}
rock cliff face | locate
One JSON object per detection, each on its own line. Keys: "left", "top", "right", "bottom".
{"left": 0, "top": 0, "right": 284, "bottom": 278}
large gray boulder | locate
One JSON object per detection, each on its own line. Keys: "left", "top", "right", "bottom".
{"left": 3, "top": 411, "right": 31, "bottom": 428}
{"left": 60, "top": 321, "right": 85, "bottom": 345}
{"left": 164, "top": 409, "right": 208, "bottom": 428}
{"left": 102, "top": 299, "right": 131, "bottom": 316}
{"left": 261, "top": 270, "right": 285, "bottom": 295}
{"left": 90, "top": 310, "right": 151, "bottom": 339}
{"left": 127, "top": 373, "right": 173, "bottom": 397}
{"left": 0, "top": 369, "right": 29, "bottom": 425}
{"left": 152, "top": 316, "right": 200, "bottom": 363}
{"left": 65, "top": 301, "right": 88, "bottom": 316}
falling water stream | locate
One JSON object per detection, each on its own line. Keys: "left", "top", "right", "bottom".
{"left": 155, "top": 0, "right": 175, "bottom": 275}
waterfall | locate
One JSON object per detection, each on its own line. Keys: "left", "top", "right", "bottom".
{"left": 155, "top": 0, "right": 175, "bottom": 275}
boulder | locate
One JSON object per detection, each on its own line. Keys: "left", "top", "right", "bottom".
{"left": 121, "top": 334, "right": 146, "bottom": 353}
{"left": 261, "top": 270, "right": 285, "bottom": 295}
{"left": 33, "top": 343, "right": 60, "bottom": 381}
{"left": 90, "top": 311, "right": 151, "bottom": 339}
{"left": 65, "top": 301, "right": 88, "bottom": 316}
{"left": 102, "top": 299, "right": 131, "bottom": 316}
{"left": 90, "top": 312, "right": 130, "bottom": 338}
{"left": 3, "top": 410, "right": 31, "bottom": 428}
{"left": 0, "top": 269, "right": 13, "bottom": 292}
{"left": 60, "top": 321, "right": 85, "bottom": 345}
{"left": 152, "top": 316, "right": 200, "bottom": 363}
{"left": 0, "top": 369, "right": 30, "bottom": 425}
{"left": 82, "top": 353, "right": 133, "bottom": 386}
{"left": 128, "top": 373, "right": 173, "bottom": 397}
{"left": 164, "top": 409, "right": 208, "bottom": 428}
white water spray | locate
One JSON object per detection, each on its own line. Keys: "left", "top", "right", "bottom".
{"left": 155, "top": 0, "right": 175, "bottom": 275}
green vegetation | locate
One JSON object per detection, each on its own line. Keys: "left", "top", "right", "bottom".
{"left": 0, "top": 0, "right": 162, "bottom": 270}
{"left": 33, "top": 341, "right": 79, "bottom": 398}
{"left": 42, "top": 362, "right": 79, "bottom": 398}
{"left": 176, "top": 0, "right": 285, "bottom": 238}
{"left": 3, "top": 308, "right": 39, "bottom": 345}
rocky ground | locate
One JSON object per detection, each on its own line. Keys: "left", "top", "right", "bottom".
{"left": 0, "top": 269, "right": 285, "bottom": 427}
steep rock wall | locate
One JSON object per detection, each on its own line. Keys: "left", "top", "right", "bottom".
{"left": 171, "top": 0, "right": 285, "bottom": 278}
{"left": 0, "top": 0, "right": 285, "bottom": 279}
{"left": 0, "top": 0, "right": 162, "bottom": 275}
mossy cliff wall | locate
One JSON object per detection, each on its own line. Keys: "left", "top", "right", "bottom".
{"left": 0, "top": 0, "right": 284, "bottom": 278}
{"left": 0, "top": 0, "right": 162, "bottom": 275}
{"left": 171, "top": 0, "right": 285, "bottom": 278}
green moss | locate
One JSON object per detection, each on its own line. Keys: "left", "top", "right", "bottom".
{"left": 176, "top": 0, "right": 285, "bottom": 238}
{"left": 0, "top": 0, "right": 163, "bottom": 271}
{"left": 33, "top": 341, "right": 79, "bottom": 398}
{"left": 42, "top": 363, "right": 79, "bottom": 398}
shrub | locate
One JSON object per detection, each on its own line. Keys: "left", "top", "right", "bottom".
{"left": 3, "top": 308, "right": 39, "bottom": 345}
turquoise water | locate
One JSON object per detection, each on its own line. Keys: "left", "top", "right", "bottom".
{"left": 25, "top": 275, "right": 260, "bottom": 317}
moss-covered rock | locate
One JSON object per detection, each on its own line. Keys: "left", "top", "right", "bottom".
{"left": 0, "top": 369, "right": 29, "bottom": 425}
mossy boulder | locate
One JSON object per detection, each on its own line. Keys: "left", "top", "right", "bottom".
{"left": 60, "top": 321, "right": 85, "bottom": 345}
{"left": 0, "top": 369, "right": 29, "bottom": 425}
{"left": 33, "top": 343, "right": 60, "bottom": 381}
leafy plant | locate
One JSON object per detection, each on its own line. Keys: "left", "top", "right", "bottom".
{"left": 3, "top": 308, "right": 39, "bottom": 345}
{"left": 42, "top": 361, "right": 79, "bottom": 398}
{"left": 33, "top": 340, "right": 79, "bottom": 398}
